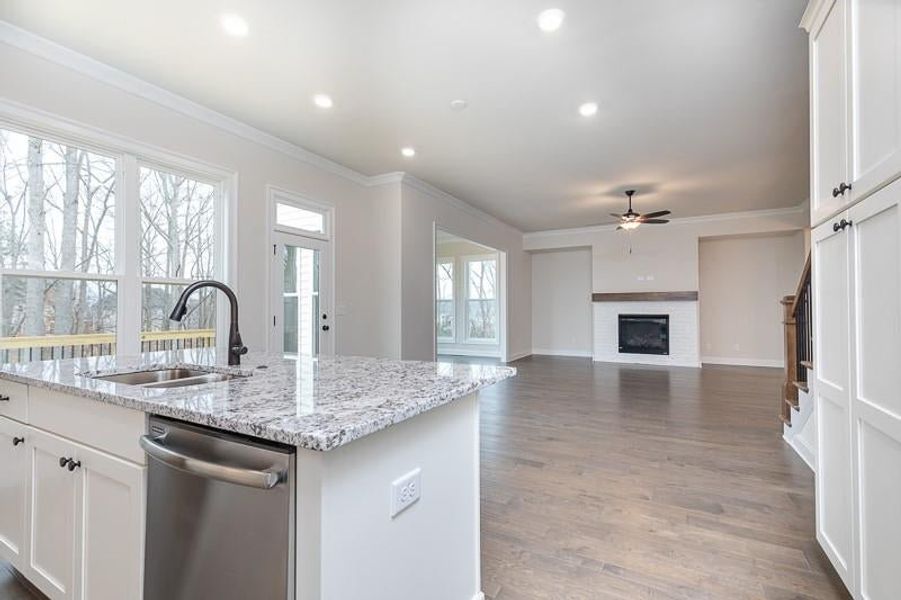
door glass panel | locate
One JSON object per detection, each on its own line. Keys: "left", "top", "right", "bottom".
{"left": 281, "top": 245, "right": 320, "bottom": 357}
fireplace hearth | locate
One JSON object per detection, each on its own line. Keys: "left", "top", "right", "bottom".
{"left": 618, "top": 314, "right": 669, "bottom": 355}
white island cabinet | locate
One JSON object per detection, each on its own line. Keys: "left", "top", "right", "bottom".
{"left": 0, "top": 351, "right": 514, "bottom": 600}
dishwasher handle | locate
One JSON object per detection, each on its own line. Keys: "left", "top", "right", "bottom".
{"left": 140, "top": 435, "right": 285, "bottom": 489}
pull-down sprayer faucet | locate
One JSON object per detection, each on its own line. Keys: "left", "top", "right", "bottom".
{"left": 169, "top": 280, "right": 248, "bottom": 366}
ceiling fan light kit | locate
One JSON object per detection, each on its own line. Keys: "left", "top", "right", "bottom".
{"left": 612, "top": 190, "right": 671, "bottom": 231}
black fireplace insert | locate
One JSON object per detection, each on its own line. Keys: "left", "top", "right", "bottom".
{"left": 618, "top": 314, "right": 669, "bottom": 355}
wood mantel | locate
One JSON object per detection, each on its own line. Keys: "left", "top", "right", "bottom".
{"left": 591, "top": 291, "right": 699, "bottom": 302}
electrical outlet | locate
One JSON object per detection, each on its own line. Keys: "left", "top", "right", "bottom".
{"left": 390, "top": 468, "right": 421, "bottom": 518}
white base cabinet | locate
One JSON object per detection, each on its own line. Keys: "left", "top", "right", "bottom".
{"left": 0, "top": 388, "right": 146, "bottom": 600}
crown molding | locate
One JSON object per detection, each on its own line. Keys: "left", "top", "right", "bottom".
{"left": 366, "top": 171, "right": 406, "bottom": 186}
{"left": 523, "top": 202, "right": 808, "bottom": 241}
{"left": 0, "top": 21, "right": 372, "bottom": 187}
{"left": 799, "top": 0, "right": 828, "bottom": 33}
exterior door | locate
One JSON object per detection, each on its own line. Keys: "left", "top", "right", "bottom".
{"left": 0, "top": 416, "right": 28, "bottom": 571}
{"left": 849, "top": 180, "right": 901, "bottom": 599}
{"left": 810, "top": 0, "right": 850, "bottom": 224}
{"left": 812, "top": 215, "right": 855, "bottom": 589}
{"left": 270, "top": 232, "right": 333, "bottom": 356}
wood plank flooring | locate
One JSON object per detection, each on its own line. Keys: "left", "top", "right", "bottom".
{"left": 1, "top": 356, "right": 849, "bottom": 599}
{"left": 477, "top": 356, "right": 849, "bottom": 599}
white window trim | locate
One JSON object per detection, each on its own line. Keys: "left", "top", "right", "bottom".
{"left": 435, "top": 257, "right": 455, "bottom": 344}
{"left": 0, "top": 104, "right": 237, "bottom": 357}
{"left": 269, "top": 184, "right": 332, "bottom": 241}
{"left": 265, "top": 185, "right": 336, "bottom": 355}
{"left": 462, "top": 254, "right": 499, "bottom": 345}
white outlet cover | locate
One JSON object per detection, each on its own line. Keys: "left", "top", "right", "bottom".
{"left": 390, "top": 468, "right": 421, "bottom": 518}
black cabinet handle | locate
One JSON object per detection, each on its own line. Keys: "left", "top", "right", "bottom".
{"left": 0, "top": 394, "right": 10, "bottom": 402}
{"left": 832, "top": 182, "right": 852, "bottom": 197}
{"left": 59, "top": 456, "right": 70, "bottom": 468}
{"left": 12, "top": 437, "right": 24, "bottom": 446}
{"left": 67, "top": 459, "right": 81, "bottom": 472}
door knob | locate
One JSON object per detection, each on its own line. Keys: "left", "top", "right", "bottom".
{"left": 12, "top": 437, "right": 24, "bottom": 446}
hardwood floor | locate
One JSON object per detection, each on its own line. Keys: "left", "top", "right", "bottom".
{"left": 1, "top": 356, "right": 849, "bottom": 600}
{"left": 478, "top": 356, "right": 849, "bottom": 600}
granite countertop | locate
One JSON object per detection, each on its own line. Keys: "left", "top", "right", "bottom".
{"left": 0, "top": 350, "right": 515, "bottom": 451}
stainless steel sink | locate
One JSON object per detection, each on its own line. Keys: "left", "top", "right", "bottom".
{"left": 91, "top": 368, "right": 238, "bottom": 388}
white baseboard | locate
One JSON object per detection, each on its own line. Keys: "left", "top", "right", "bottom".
{"left": 472, "top": 593, "right": 485, "bottom": 600}
{"left": 505, "top": 350, "right": 532, "bottom": 362}
{"left": 784, "top": 431, "right": 816, "bottom": 472}
{"left": 531, "top": 348, "right": 593, "bottom": 358}
{"left": 438, "top": 348, "right": 501, "bottom": 358}
{"left": 701, "top": 356, "right": 784, "bottom": 368}
{"left": 593, "top": 357, "right": 701, "bottom": 368}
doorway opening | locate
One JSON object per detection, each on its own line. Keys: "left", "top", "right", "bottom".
{"left": 434, "top": 229, "right": 506, "bottom": 361}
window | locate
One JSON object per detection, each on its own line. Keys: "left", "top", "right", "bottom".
{"left": 139, "top": 166, "right": 218, "bottom": 345}
{"left": 436, "top": 259, "right": 454, "bottom": 341}
{"left": 465, "top": 258, "right": 498, "bottom": 342}
{"left": 0, "top": 124, "right": 227, "bottom": 363}
{"left": 275, "top": 202, "right": 325, "bottom": 234}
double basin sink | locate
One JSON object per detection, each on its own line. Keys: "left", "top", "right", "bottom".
{"left": 91, "top": 368, "right": 241, "bottom": 389}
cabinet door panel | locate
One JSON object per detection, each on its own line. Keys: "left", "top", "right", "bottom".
{"left": 850, "top": 182, "right": 901, "bottom": 598}
{"left": 851, "top": 0, "right": 901, "bottom": 197}
{"left": 812, "top": 218, "right": 854, "bottom": 587}
{"left": 0, "top": 417, "right": 28, "bottom": 570}
{"left": 28, "top": 430, "right": 77, "bottom": 600}
{"left": 79, "top": 447, "right": 145, "bottom": 600}
{"left": 811, "top": 0, "right": 850, "bottom": 224}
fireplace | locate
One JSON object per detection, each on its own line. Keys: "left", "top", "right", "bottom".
{"left": 618, "top": 314, "right": 669, "bottom": 355}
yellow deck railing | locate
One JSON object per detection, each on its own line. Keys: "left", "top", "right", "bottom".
{"left": 0, "top": 329, "right": 215, "bottom": 350}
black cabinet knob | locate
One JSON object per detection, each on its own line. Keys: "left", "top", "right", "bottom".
{"left": 0, "top": 394, "right": 10, "bottom": 402}
{"left": 321, "top": 325, "right": 330, "bottom": 331}
{"left": 12, "top": 437, "right": 24, "bottom": 446}
{"left": 833, "top": 221, "right": 842, "bottom": 232}
{"left": 67, "top": 459, "right": 81, "bottom": 472}
{"left": 59, "top": 456, "right": 70, "bottom": 468}
{"left": 832, "top": 182, "right": 852, "bottom": 197}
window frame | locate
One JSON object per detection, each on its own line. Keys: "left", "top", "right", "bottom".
{"left": 435, "top": 257, "right": 456, "bottom": 343}
{"left": 0, "top": 111, "right": 236, "bottom": 358}
{"left": 269, "top": 185, "right": 332, "bottom": 241}
{"left": 463, "top": 254, "right": 499, "bottom": 344}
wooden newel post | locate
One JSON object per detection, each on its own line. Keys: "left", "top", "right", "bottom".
{"left": 781, "top": 295, "right": 798, "bottom": 425}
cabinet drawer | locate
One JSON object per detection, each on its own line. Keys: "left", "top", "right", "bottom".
{"left": 29, "top": 386, "right": 146, "bottom": 465}
{"left": 0, "top": 379, "right": 28, "bottom": 423}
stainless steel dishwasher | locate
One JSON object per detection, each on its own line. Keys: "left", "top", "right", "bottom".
{"left": 141, "top": 416, "right": 295, "bottom": 600}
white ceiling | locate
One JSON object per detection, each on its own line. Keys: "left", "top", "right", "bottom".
{"left": 0, "top": 0, "right": 810, "bottom": 232}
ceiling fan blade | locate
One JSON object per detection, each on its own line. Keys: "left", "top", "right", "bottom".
{"left": 616, "top": 225, "right": 624, "bottom": 230}
{"left": 640, "top": 210, "right": 671, "bottom": 219}
{"left": 609, "top": 213, "right": 625, "bottom": 219}
{"left": 640, "top": 219, "right": 670, "bottom": 224}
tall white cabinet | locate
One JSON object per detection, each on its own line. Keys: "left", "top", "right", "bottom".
{"left": 803, "top": 1, "right": 901, "bottom": 598}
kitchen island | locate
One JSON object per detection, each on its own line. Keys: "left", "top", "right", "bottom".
{"left": 0, "top": 350, "right": 514, "bottom": 600}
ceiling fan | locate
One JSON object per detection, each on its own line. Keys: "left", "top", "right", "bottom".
{"left": 611, "top": 190, "right": 671, "bottom": 230}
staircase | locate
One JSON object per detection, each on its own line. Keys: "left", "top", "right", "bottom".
{"left": 780, "top": 253, "right": 812, "bottom": 427}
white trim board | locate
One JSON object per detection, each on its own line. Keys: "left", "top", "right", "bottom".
{"left": 437, "top": 348, "right": 501, "bottom": 358}
{"left": 784, "top": 432, "right": 816, "bottom": 472}
{"left": 505, "top": 351, "right": 532, "bottom": 363}
{"left": 701, "top": 356, "right": 784, "bottom": 368}
{"left": 531, "top": 349, "right": 593, "bottom": 358}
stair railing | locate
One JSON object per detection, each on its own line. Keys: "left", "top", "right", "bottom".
{"left": 781, "top": 253, "right": 812, "bottom": 426}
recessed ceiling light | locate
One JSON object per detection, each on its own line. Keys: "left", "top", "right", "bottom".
{"left": 537, "top": 8, "right": 565, "bottom": 32}
{"left": 450, "top": 99, "right": 468, "bottom": 111}
{"left": 313, "top": 94, "right": 334, "bottom": 109}
{"left": 579, "top": 102, "right": 599, "bottom": 117}
{"left": 401, "top": 147, "right": 416, "bottom": 158}
{"left": 220, "top": 13, "right": 249, "bottom": 37}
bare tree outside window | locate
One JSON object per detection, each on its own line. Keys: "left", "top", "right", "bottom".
{"left": 1, "top": 128, "right": 118, "bottom": 362}
{"left": 436, "top": 260, "right": 454, "bottom": 340}
{"left": 466, "top": 258, "right": 497, "bottom": 341}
